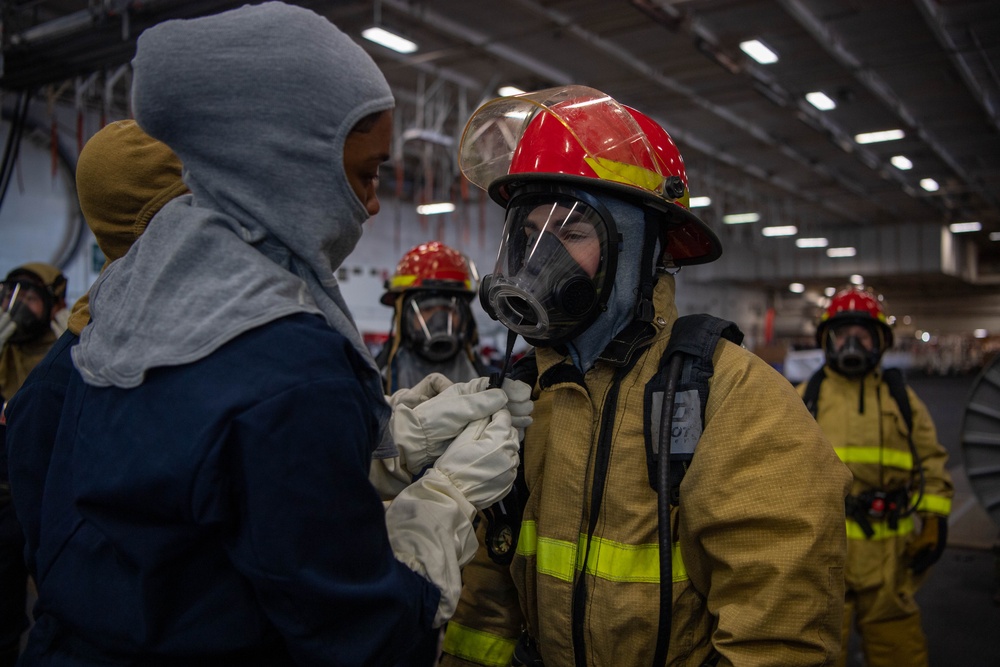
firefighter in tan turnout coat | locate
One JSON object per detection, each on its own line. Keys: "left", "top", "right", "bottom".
{"left": 439, "top": 85, "right": 853, "bottom": 667}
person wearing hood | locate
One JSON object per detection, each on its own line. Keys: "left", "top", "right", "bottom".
{"left": 438, "top": 86, "right": 852, "bottom": 666}
{"left": 797, "top": 287, "right": 952, "bottom": 667}
{"left": 0, "top": 263, "right": 67, "bottom": 404}
{"left": 12, "top": 3, "right": 521, "bottom": 664}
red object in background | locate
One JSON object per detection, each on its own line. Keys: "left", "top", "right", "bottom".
{"left": 764, "top": 306, "right": 775, "bottom": 345}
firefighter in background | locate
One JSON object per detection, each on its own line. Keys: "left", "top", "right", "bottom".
{"left": 439, "top": 85, "right": 852, "bottom": 666}
{"left": 377, "top": 241, "right": 492, "bottom": 393}
{"left": 798, "top": 287, "right": 953, "bottom": 667}
{"left": 0, "top": 264, "right": 68, "bottom": 402}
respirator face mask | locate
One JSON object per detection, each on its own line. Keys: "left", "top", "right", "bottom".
{"left": 827, "top": 322, "right": 882, "bottom": 377}
{"left": 402, "top": 292, "right": 471, "bottom": 363}
{"left": 1, "top": 279, "right": 52, "bottom": 344}
{"left": 479, "top": 189, "right": 617, "bottom": 347}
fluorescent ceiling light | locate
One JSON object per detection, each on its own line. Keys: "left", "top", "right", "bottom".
{"left": 824, "top": 287, "right": 836, "bottom": 297}
{"left": 795, "top": 237, "right": 828, "bottom": 248}
{"left": 991, "top": 232, "right": 1000, "bottom": 241}
{"left": 362, "top": 27, "right": 417, "bottom": 54}
{"left": 498, "top": 85, "right": 526, "bottom": 97}
{"left": 739, "top": 39, "right": 778, "bottom": 64}
{"left": 850, "top": 274, "right": 864, "bottom": 285}
{"left": 761, "top": 225, "right": 797, "bottom": 237}
{"left": 688, "top": 196, "right": 712, "bottom": 208}
{"left": 826, "top": 247, "right": 857, "bottom": 258}
{"left": 854, "top": 129, "right": 905, "bottom": 144}
{"left": 805, "top": 91, "right": 836, "bottom": 110}
{"left": 950, "top": 221, "right": 982, "bottom": 233}
{"left": 722, "top": 212, "right": 760, "bottom": 224}
{"left": 416, "top": 202, "right": 455, "bottom": 215}
{"left": 789, "top": 283, "right": 805, "bottom": 293}
{"left": 974, "top": 329, "right": 988, "bottom": 339}
{"left": 890, "top": 155, "right": 913, "bottom": 170}
{"left": 920, "top": 178, "right": 939, "bottom": 192}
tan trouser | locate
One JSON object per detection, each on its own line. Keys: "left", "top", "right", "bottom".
{"left": 838, "top": 586, "right": 928, "bottom": 667}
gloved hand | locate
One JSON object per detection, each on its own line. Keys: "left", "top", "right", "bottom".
{"left": 433, "top": 408, "right": 520, "bottom": 510}
{"left": 0, "top": 311, "right": 16, "bottom": 348}
{"left": 390, "top": 374, "right": 509, "bottom": 476}
{"left": 906, "top": 513, "right": 948, "bottom": 575}
{"left": 501, "top": 377, "right": 533, "bottom": 441}
{"left": 384, "top": 408, "right": 519, "bottom": 627}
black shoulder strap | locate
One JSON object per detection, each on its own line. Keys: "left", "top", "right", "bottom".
{"left": 882, "top": 367, "right": 913, "bottom": 433}
{"left": 644, "top": 314, "right": 743, "bottom": 497}
{"left": 802, "top": 367, "right": 827, "bottom": 418}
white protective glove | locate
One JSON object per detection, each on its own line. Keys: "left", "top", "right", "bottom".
{"left": 389, "top": 374, "right": 510, "bottom": 476}
{"left": 384, "top": 408, "right": 520, "bottom": 627}
{"left": 0, "top": 311, "right": 16, "bottom": 348}
{"left": 501, "top": 377, "right": 533, "bottom": 441}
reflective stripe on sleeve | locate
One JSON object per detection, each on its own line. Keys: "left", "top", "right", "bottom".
{"left": 442, "top": 622, "right": 517, "bottom": 667}
{"left": 846, "top": 515, "right": 915, "bottom": 540}
{"left": 916, "top": 493, "right": 952, "bottom": 516}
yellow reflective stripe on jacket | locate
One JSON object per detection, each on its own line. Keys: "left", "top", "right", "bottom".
{"left": 845, "top": 515, "right": 915, "bottom": 540}
{"left": 916, "top": 493, "right": 952, "bottom": 515}
{"left": 834, "top": 446, "right": 913, "bottom": 470}
{"left": 441, "top": 622, "right": 516, "bottom": 667}
{"left": 516, "top": 520, "right": 687, "bottom": 583}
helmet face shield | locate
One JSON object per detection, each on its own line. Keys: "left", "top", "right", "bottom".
{"left": 402, "top": 292, "right": 471, "bottom": 363}
{"left": 481, "top": 189, "right": 616, "bottom": 346}
{"left": 823, "top": 320, "right": 884, "bottom": 377}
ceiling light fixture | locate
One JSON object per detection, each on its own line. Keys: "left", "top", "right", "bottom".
{"left": 920, "top": 178, "right": 939, "bottom": 192}
{"left": 361, "top": 26, "right": 418, "bottom": 54}
{"left": 805, "top": 91, "right": 836, "bottom": 110}
{"left": 689, "top": 196, "right": 712, "bottom": 208}
{"left": 761, "top": 225, "right": 797, "bottom": 237}
{"left": 722, "top": 212, "right": 760, "bottom": 224}
{"left": 890, "top": 155, "right": 913, "bottom": 170}
{"left": 498, "top": 85, "right": 526, "bottom": 97}
{"left": 949, "top": 221, "right": 982, "bottom": 233}
{"left": 827, "top": 247, "right": 857, "bottom": 258}
{"left": 789, "top": 283, "right": 805, "bottom": 293}
{"left": 824, "top": 287, "right": 837, "bottom": 297}
{"left": 850, "top": 274, "right": 864, "bottom": 285}
{"left": 854, "top": 129, "right": 905, "bottom": 144}
{"left": 990, "top": 232, "right": 1000, "bottom": 241}
{"left": 415, "top": 202, "right": 455, "bottom": 215}
{"left": 739, "top": 39, "right": 778, "bottom": 64}
{"left": 795, "top": 237, "right": 828, "bottom": 248}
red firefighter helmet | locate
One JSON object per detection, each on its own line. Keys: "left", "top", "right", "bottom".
{"left": 380, "top": 241, "right": 474, "bottom": 305}
{"left": 816, "top": 287, "right": 894, "bottom": 349}
{"left": 458, "top": 85, "right": 721, "bottom": 265}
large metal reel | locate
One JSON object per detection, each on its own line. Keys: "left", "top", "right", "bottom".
{"left": 961, "top": 355, "right": 1000, "bottom": 528}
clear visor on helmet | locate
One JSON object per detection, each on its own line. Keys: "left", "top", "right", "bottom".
{"left": 459, "top": 85, "right": 673, "bottom": 198}
{"left": 402, "top": 293, "right": 470, "bottom": 362}
{"left": 484, "top": 192, "right": 612, "bottom": 342}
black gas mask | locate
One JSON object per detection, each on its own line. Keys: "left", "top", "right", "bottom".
{"left": 479, "top": 187, "right": 617, "bottom": 347}
{"left": 401, "top": 292, "right": 472, "bottom": 363}
{"left": 825, "top": 322, "right": 883, "bottom": 377}
{"left": 1, "top": 278, "right": 53, "bottom": 344}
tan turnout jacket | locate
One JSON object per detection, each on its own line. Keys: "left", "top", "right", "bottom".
{"left": 442, "top": 276, "right": 852, "bottom": 667}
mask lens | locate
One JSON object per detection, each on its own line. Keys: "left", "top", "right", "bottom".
{"left": 486, "top": 193, "right": 611, "bottom": 343}
{"left": 403, "top": 293, "right": 468, "bottom": 362}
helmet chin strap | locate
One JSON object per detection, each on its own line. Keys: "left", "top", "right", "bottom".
{"left": 632, "top": 210, "right": 661, "bottom": 324}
